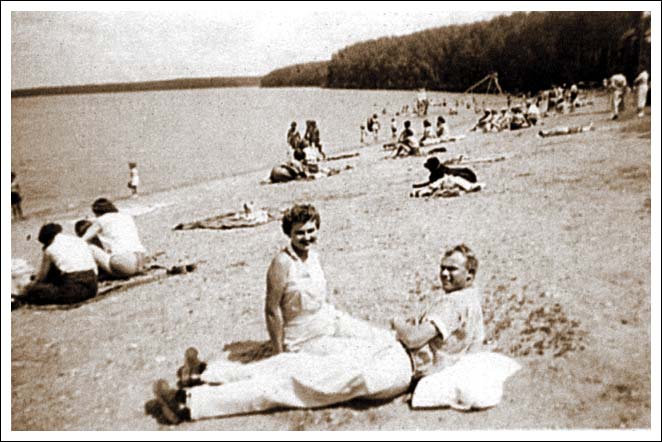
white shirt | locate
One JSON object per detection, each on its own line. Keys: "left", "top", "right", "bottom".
{"left": 610, "top": 73, "right": 628, "bottom": 89}
{"left": 45, "top": 234, "right": 97, "bottom": 274}
{"left": 527, "top": 103, "right": 540, "bottom": 117}
{"left": 129, "top": 168, "right": 140, "bottom": 186}
{"left": 634, "top": 70, "right": 649, "bottom": 86}
{"left": 96, "top": 212, "right": 146, "bottom": 255}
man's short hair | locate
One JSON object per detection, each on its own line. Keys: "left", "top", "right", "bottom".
{"left": 92, "top": 198, "right": 119, "bottom": 216}
{"left": 282, "top": 204, "right": 321, "bottom": 236}
{"left": 443, "top": 244, "right": 478, "bottom": 276}
{"left": 38, "top": 223, "right": 63, "bottom": 248}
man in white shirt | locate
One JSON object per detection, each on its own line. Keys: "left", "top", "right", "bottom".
{"left": 20, "top": 223, "right": 98, "bottom": 305}
{"left": 608, "top": 73, "right": 628, "bottom": 120}
{"left": 634, "top": 70, "right": 649, "bottom": 118}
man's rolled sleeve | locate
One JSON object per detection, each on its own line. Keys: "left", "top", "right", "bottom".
{"left": 426, "top": 301, "right": 461, "bottom": 341}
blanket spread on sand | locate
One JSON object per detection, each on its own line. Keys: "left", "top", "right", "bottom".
{"left": 173, "top": 209, "right": 282, "bottom": 231}
{"left": 12, "top": 257, "right": 198, "bottom": 311}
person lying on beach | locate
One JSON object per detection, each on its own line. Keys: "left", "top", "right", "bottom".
{"left": 392, "top": 121, "right": 421, "bottom": 157}
{"left": 509, "top": 106, "right": 530, "bottom": 130}
{"left": 147, "top": 242, "right": 516, "bottom": 423}
{"left": 16, "top": 223, "right": 98, "bottom": 305}
{"left": 269, "top": 149, "right": 347, "bottom": 183}
{"left": 470, "top": 109, "right": 494, "bottom": 132}
{"left": 173, "top": 202, "right": 277, "bottom": 231}
{"left": 537, "top": 123, "right": 594, "bottom": 138}
{"left": 235, "top": 202, "right": 269, "bottom": 223}
{"left": 410, "top": 175, "right": 483, "bottom": 198}
{"left": 412, "top": 156, "right": 477, "bottom": 189}
{"left": 81, "top": 198, "right": 147, "bottom": 279}
{"left": 270, "top": 148, "right": 307, "bottom": 183}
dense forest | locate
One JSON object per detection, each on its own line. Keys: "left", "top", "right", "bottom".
{"left": 11, "top": 76, "right": 261, "bottom": 98}
{"left": 261, "top": 11, "right": 651, "bottom": 93}
{"left": 260, "top": 61, "right": 329, "bottom": 87}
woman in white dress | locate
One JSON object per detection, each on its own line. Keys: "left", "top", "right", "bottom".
{"left": 149, "top": 204, "right": 411, "bottom": 423}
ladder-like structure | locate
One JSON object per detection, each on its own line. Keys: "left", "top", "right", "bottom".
{"left": 464, "top": 72, "right": 504, "bottom": 95}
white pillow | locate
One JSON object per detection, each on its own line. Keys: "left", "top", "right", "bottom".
{"left": 411, "top": 352, "right": 521, "bottom": 410}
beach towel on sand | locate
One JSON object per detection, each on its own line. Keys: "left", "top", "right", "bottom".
{"left": 411, "top": 352, "right": 521, "bottom": 410}
{"left": 410, "top": 175, "right": 483, "bottom": 198}
{"left": 173, "top": 209, "right": 281, "bottom": 231}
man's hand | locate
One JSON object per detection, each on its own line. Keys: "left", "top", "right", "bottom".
{"left": 390, "top": 316, "right": 439, "bottom": 350}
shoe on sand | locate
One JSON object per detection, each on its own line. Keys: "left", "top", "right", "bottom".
{"left": 177, "top": 347, "right": 207, "bottom": 388}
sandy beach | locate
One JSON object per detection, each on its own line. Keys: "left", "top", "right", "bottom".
{"left": 10, "top": 94, "right": 651, "bottom": 430}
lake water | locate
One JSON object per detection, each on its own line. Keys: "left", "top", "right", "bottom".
{"left": 11, "top": 87, "right": 472, "bottom": 216}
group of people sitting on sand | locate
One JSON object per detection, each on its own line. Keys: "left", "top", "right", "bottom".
{"left": 470, "top": 100, "right": 541, "bottom": 133}
{"left": 145, "top": 203, "right": 519, "bottom": 424}
{"left": 271, "top": 121, "right": 329, "bottom": 183}
{"left": 287, "top": 120, "right": 325, "bottom": 160}
{"left": 12, "top": 197, "right": 147, "bottom": 306}
{"left": 386, "top": 115, "right": 464, "bottom": 158}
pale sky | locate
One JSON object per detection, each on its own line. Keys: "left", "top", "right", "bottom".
{"left": 9, "top": 4, "right": 507, "bottom": 89}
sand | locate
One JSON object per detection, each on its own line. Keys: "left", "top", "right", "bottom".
{"left": 10, "top": 95, "right": 651, "bottom": 430}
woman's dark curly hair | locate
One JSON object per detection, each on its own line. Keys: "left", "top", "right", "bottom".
{"left": 281, "top": 204, "right": 320, "bottom": 236}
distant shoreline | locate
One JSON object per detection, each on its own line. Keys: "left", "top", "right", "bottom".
{"left": 11, "top": 76, "right": 262, "bottom": 98}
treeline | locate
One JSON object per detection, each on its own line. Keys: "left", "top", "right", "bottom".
{"left": 262, "top": 11, "right": 650, "bottom": 93}
{"left": 260, "top": 61, "right": 329, "bottom": 87}
{"left": 11, "top": 76, "right": 261, "bottom": 98}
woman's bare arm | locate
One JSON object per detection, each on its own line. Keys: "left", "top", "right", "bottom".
{"left": 265, "top": 255, "right": 287, "bottom": 354}
{"left": 81, "top": 222, "right": 102, "bottom": 243}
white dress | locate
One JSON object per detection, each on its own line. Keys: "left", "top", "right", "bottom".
{"left": 187, "top": 246, "right": 412, "bottom": 419}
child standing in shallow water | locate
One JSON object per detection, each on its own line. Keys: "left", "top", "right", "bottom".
{"left": 11, "top": 172, "right": 24, "bottom": 220}
{"left": 128, "top": 162, "right": 140, "bottom": 197}
{"left": 390, "top": 118, "right": 398, "bottom": 139}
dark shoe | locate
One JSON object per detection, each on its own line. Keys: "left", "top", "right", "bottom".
{"left": 152, "top": 379, "right": 190, "bottom": 425}
{"left": 177, "top": 347, "right": 207, "bottom": 388}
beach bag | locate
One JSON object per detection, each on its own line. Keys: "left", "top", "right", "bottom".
{"left": 411, "top": 352, "right": 521, "bottom": 410}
